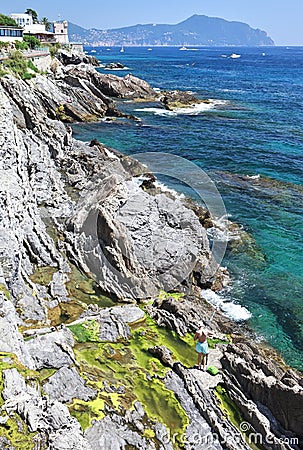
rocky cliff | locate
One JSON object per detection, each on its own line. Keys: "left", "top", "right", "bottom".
{"left": 0, "top": 58, "right": 301, "bottom": 450}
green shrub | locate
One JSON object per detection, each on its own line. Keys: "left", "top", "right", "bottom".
{"left": 0, "top": 66, "right": 7, "bottom": 77}
{"left": 4, "top": 51, "right": 27, "bottom": 75}
{"left": 3, "top": 51, "right": 35, "bottom": 80}
{"left": 0, "top": 14, "right": 17, "bottom": 26}
{"left": 15, "top": 40, "right": 29, "bottom": 51}
{"left": 23, "top": 35, "right": 40, "bottom": 50}
{"left": 0, "top": 41, "right": 10, "bottom": 50}
{"left": 22, "top": 72, "right": 36, "bottom": 80}
{"left": 27, "top": 59, "right": 39, "bottom": 72}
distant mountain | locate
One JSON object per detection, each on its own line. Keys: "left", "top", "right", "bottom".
{"left": 69, "top": 15, "right": 274, "bottom": 46}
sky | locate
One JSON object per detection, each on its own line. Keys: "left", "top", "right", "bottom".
{"left": 1, "top": 0, "right": 302, "bottom": 45}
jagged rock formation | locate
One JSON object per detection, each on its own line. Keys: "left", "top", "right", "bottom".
{"left": 56, "top": 49, "right": 99, "bottom": 67}
{"left": 0, "top": 61, "right": 302, "bottom": 450}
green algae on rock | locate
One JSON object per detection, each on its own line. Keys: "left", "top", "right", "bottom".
{"left": 68, "top": 320, "right": 100, "bottom": 343}
{"left": 215, "top": 384, "right": 265, "bottom": 450}
{"left": 29, "top": 266, "right": 58, "bottom": 286}
{"left": 0, "top": 352, "right": 55, "bottom": 449}
{"left": 66, "top": 265, "right": 115, "bottom": 309}
{"left": 68, "top": 316, "right": 191, "bottom": 443}
{"left": 0, "top": 284, "right": 10, "bottom": 300}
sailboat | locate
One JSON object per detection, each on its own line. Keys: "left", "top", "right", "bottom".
{"left": 120, "top": 46, "right": 125, "bottom": 53}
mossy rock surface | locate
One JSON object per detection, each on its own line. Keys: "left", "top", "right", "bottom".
{"left": 29, "top": 266, "right": 57, "bottom": 286}
{"left": 215, "top": 384, "right": 265, "bottom": 450}
{"left": 0, "top": 283, "right": 10, "bottom": 299}
{"left": 68, "top": 315, "right": 192, "bottom": 444}
{"left": 0, "top": 353, "right": 56, "bottom": 449}
{"left": 66, "top": 265, "right": 115, "bottom": 308}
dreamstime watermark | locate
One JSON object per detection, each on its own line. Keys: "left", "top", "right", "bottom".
{"left": 158, "top": 422, "right": 299, "bottom": 448}
{"left": 73, "top": 152, "right": 229, "bottom": 299}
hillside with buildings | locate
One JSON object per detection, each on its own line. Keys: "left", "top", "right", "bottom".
{"left": 68, "top": 14, "right": 274, "bottom": 46}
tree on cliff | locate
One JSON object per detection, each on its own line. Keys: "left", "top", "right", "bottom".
{"left": 25, "top": 8, "right": 38, "bottom": 24}
{"left": 41, "top": 17, "right": 51, "bottom": 31}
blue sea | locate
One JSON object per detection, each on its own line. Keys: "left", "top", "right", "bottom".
{"left": 73, "top": 46, "right": 303, "bottom": 371}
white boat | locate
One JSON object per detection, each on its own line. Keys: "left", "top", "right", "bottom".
{"left": 230, "top": 53, "right": 241, "bottom": 59}
{"left": 148, "top": 48, "right": 153, "bottom": 51}
{"left": 91, "top": 49, "right": 96, "bottom": 53}
{"left": 179, "top": 46, "right": 188, "bottom": 51}
{"left": 120, "top": 46, "right": 125, "bottom": 53}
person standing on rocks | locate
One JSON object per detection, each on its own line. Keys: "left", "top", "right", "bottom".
{"left": 194, "top": 324, "right": 210, "bottom": 371}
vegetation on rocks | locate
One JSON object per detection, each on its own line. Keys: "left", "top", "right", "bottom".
{"left": 69, "top": 317, "right": 191, "bottom": 444}
{"left": 23, "top": 35, "right": 40, "bottom": 50}
{"left": 0, "top": 14, "right": 17, "bottom": 26}
{"left": 3, "top": 51, "right": 37, "bottom": 80}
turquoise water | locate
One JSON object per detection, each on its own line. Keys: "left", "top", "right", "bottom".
{"left": 73, "top": 46, "right": 303, "bottom": 370}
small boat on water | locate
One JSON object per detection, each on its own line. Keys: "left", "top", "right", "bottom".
{"left": 120, "top": 46, "right": 125, "bottom": 53}
{"left": 179, "top": 46, "right": 188, "bottom": 51}
{"left": 91, "top": 49, "right": 96, "bottom": 53}
{"left": 230, "top": 53, "right": 241, "bottom": 59}
{"left": 148, "top": 48, "right": 153, "bottom": 51}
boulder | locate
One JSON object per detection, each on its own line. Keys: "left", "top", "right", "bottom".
{"left": 159, "top": 90, "right": 210, "bottom": 111}
{"left": 43, "top": 366, "right": 97, "bottom": 403}
{"left": 148, "top": 345, "right": 175, "bottom": 368}
{"left": 25, "top": 329, "right": 75, "bottom": 369}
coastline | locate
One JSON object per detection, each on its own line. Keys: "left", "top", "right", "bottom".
{"left": 0, "top": 50, "right": 302, "bottom": 449}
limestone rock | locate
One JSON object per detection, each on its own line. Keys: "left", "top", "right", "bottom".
{"left": 148, "top": 345, "right": 175, "bottom": 368}
{"left": 43, "top": 366, "right": 97, "bottom": 403}
{"left": 98, "top": 311, "right": 131, "bottom": 342}
{"left": 85, "top": 413, "right": 173, "bottom": 450}
{"left": 56, "top": 49, "right": 99, "bottom": 66}
{"left": 165, "top": 371, "right": 223, "bottom": 450}
{"left": 221, "top": 343, "right": 303, "bottom": 439}
{"left": 83, "top": 72, "right": 156, "bottom": 99}
{"left": 25, "top": 329, "right": 75, "bottom": 369}
{"left": 2, "top": 368, "right": 91, "bottom": 449}
{"left": 0, "top": 293, "right": 35, "bottom": 369}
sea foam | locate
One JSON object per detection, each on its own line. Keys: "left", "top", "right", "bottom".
{"left": 134, "top": 99, "right": 228, "bottom": 116}
{"left": 201, "top": 289, "right": 252, "bottom": 322}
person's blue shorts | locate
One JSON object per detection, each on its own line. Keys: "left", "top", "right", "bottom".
{"left": 196, "top": 341, "right": 209, "bottom": 354}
